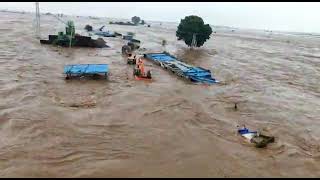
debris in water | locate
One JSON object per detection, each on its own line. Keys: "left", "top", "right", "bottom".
{"left": 237, "top": 125, "right": 275, "bottom": 148}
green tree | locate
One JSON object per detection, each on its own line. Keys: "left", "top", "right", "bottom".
{"left": 141, "top": 20, "right": 145, "bottom": 25}
{"left": 176, "top": 15, "right": 212, "bottom": 47}
{"left": 131, "top": 16, "right": 141, "bottom": 25}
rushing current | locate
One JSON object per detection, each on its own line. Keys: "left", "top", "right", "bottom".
{"left": 0, "top": 11, "right": 319, "bottom": 177}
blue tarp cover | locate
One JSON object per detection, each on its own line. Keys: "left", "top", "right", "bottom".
{"left": 238, "top": 127, "right": 257, "bottom": 135}
{"left": 146, "top": 53, "right": 176, "bottom": 62}
{"left": 145, "top": 53, "right": 217, "bottom": 84}
{"left": 64, "top": 64, "right": 108, "bottom": 75}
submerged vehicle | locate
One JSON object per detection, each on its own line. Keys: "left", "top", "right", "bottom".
{"left": 40, "top": 21, "right": 109, "bottom": 48}
{"left": 93, "top": 26, "right": 122, "bottom": 37}
{"left": 121, "top": 40, "right": 141, "bottom": 56}
{"left": 126, "top": 53, "right": 137, "bottom": 65}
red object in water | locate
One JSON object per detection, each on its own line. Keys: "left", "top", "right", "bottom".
{"left": 134, "top": 76, "right": 152, "bottom": 81}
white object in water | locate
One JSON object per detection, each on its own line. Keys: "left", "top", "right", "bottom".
{"left": 241, "top": 132, "right": 256, "bottom": 141}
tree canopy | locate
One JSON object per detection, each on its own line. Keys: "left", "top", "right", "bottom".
{"left": 176, "top": 15, "right": 212, "bottom": 47}
{"left": 131, "top": 16, "right": 141, "bottom": 25}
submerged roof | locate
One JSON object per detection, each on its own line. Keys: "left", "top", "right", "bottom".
{"left": 64, "top": 64, "right": 109, "bottom": 74}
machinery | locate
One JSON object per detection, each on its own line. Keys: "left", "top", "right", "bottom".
{"left": 121, "top": 32, "right": 141, "bottom": 55}
{"left": 53, "top": 20, "right": 75, "bottom": 46}
{"left": 127, "top": 53, "right": 137, "bottom": 65}
{"left": 40, "top": 20, "right": 108, "bottom": 48}
{"left": 92, "top": 25, "right": 122, "bottom": 37}
{"left": 121, "top": 41, "right": 140, "bottom": 56}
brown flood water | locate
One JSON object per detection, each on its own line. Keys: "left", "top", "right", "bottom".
{"left": 0, "top": 11, "right": 319, "bottom": 177}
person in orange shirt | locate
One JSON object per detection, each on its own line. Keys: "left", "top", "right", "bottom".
{"left": 136, "top": 58, "right": 145, "bottom": 76}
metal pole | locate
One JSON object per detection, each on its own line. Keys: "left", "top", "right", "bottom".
{"left": 35, "top": 2, "right": 40, "bottom": 39}
{"left": 69, "top": 29, "right": 72, "bottom": 48}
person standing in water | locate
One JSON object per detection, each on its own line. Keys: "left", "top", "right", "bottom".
{"left": 136, "top": 58, "right": 145, "bottom": 76}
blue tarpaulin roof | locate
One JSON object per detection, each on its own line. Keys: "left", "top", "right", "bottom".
{"left": 238, "top": 127, "right": 257, "bottom": 135}
{"left": 64, "top": 64, "right": 109, "bottom": 75}
{"left": 145, "top": 53, "right": 218, "bottom": 84}
{"left": 147, "top": 53, "right": 176, "bottom": 62}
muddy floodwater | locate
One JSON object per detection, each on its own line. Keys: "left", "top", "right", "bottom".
{"left": 0, "top": 11, "right": 319, "bottom": 177}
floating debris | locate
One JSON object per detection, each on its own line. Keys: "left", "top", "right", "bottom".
{"left": 238, "top": 125, "right": 275, "bottom": 148}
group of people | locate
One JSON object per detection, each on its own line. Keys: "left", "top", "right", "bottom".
{"left": 128, "top": 53, "right": 145, "bottom": 76}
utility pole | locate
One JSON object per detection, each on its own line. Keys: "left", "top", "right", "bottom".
{"left": 35, "top": 2, "right": 40, "bottom": 39}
